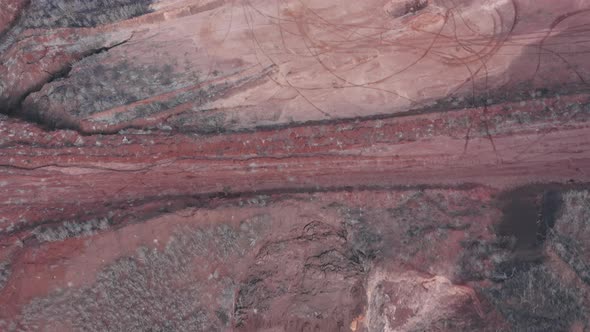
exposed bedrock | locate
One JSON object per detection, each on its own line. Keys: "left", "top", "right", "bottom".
{"left": 0, "top": 0, "right": 588, "bottom": 133}
{"left": 0, "top": 0, "right": 590, "bottom": 331}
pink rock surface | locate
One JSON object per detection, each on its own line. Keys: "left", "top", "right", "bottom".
{"left": 1, "top": 0, "right": 587, "bottom": 133}
{"left": 0, "top": 0, "right": 590, "bottom": 331}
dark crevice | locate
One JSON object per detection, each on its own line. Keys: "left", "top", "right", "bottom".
{"left": 41, "top": 41, "right": 127, "bottom": 85}
{"left": 0, "top": 0, "right": 148, "bottom": 131}
{"left": 0, "top": 0, "right": 151, "bottom": 53}
{"left": 2, "top": 71, "right": 588, "bottom": 137}
{"left": 4, "top": 56, "right": 587, "bottom": 136}
{"left": 9, "top": 36, "right": 132, "bottom": 130}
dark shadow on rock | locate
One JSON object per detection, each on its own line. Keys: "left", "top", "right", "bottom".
{"left": 481, "top": 183, "right": 590, "bottom": 332}
{"left": 438, "top": 19, "right": 590, "bottom": 111}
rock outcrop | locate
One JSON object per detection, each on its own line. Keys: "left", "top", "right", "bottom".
{"left": 0, "top": 0, "right": 589, "bottom": 331}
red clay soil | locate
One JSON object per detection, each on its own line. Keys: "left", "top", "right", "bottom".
{"left": 0, "top": 0, "right": 590, "bottom": 331}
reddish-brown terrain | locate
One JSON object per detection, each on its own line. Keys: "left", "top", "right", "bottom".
{"left": 1, "top": 0, "right": 589, "bottom": 331}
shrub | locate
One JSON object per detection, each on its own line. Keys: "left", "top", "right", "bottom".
{"left": 21, "top": 0, "right": 154, "bottom": 29}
